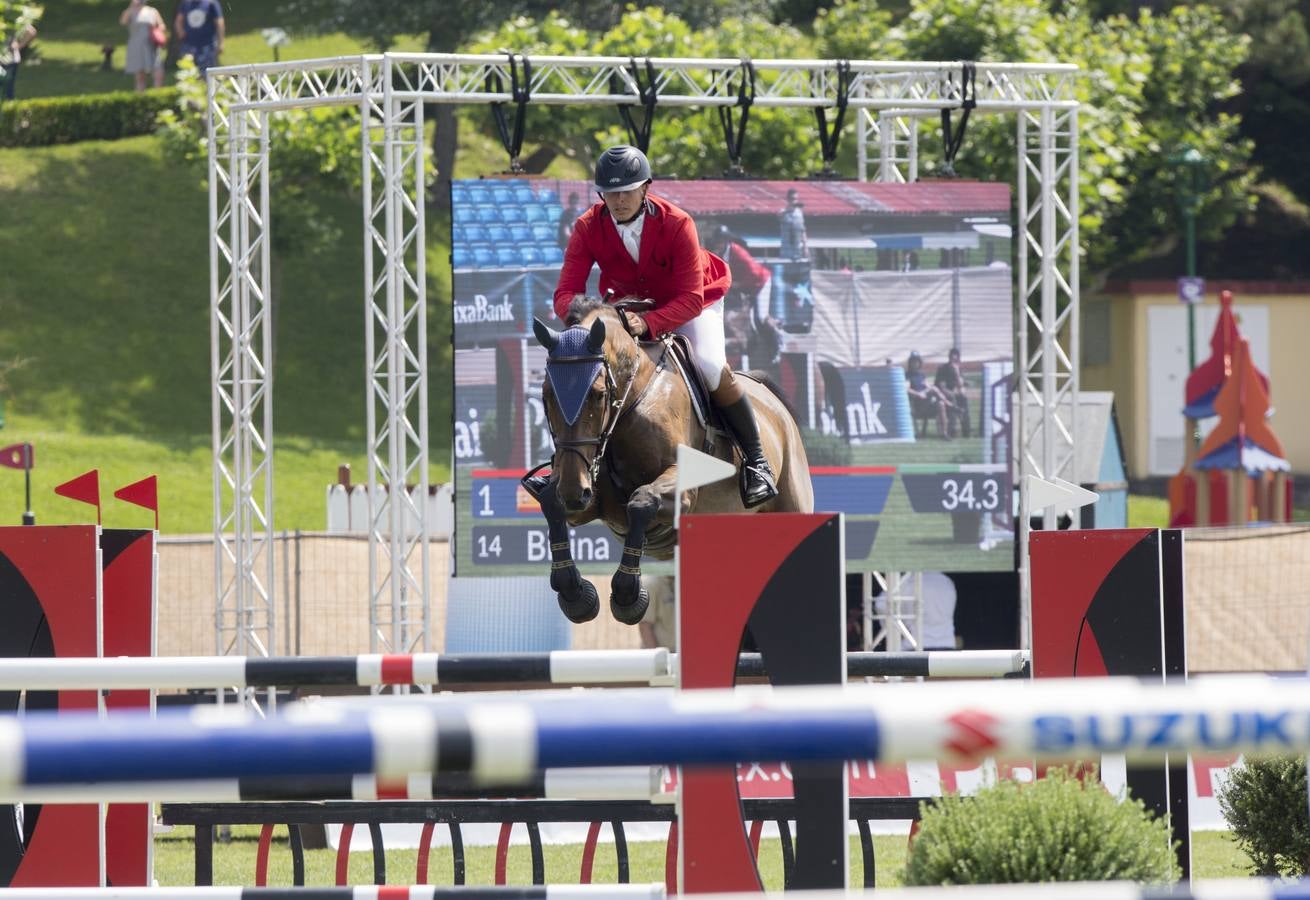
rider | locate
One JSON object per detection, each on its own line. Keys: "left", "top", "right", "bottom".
{"left": 553, "top": 145, "right": 779, "bottom": 507}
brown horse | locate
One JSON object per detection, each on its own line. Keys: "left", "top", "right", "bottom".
{"left": 525, "top": 296, "right": 814, "bottom": 625}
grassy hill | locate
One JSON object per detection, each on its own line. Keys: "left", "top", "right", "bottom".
{"left": 0, "top": 131, "right": 451, "bottom": 532}
{"left": 0, "top": 0, "right": 589, "bottom": 532}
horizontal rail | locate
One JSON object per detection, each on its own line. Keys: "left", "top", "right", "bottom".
{"left": 0, "top": 767, "right": 668, "bottom": 806}
{"left": 1, "top": 880, "right": 1307, "bottom": 900}
{"left": 159, "top": 796, "right": 926, "bottom": 826}
{"left": 0, "top": 675, "right": 1302, "bottom": 787}
{"left": 0, "top": 650, "right": 1026, "bottom": 691}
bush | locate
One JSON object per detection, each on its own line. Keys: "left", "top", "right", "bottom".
{"left": 905, "top": 769, "right": 1179, "bottom": 886}
{"left": 1217, "top": 756, "right": 1310, "bottom": 876}
{"left": 0, "top": 88, "right": 179, "bottom": 148}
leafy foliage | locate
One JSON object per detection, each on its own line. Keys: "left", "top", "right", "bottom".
{"left": 0, "top": 1, "right": 41, "bottom": 42}
{"left": 1216, "top": 756, "right": 1310, "bottom": 877}
{"left": 904, "top": 768, "right": 1179, "bottom": 885}
{"left": 814, "top": 0, "right": 1254, "bottom": 275}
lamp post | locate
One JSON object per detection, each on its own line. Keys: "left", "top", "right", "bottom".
{"left": 1170, "top": 145, "right": 1208, "bottom": 371}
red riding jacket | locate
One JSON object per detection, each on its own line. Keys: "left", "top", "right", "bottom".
{"left": 553, "top": 194, "right": 731, "bottom": 338}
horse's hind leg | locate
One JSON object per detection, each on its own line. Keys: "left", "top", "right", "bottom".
{"left": 537, "top": 483, "right": 600, "bottom": 623}
{"left": 611, "top": 471, "right": 678, "bottom": 625}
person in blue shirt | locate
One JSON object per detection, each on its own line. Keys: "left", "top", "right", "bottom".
{"left": 174, "top": 0, "right": 223, "bottom": 74}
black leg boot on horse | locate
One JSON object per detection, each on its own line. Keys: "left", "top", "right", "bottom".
{"left": 534, "top": 476, "right": 600, "bottom": 623}
{"left": 712, "top": 369, "right": 779, "bottom": 508}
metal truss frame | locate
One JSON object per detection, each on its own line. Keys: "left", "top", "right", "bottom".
{"left": 208, "top": 53, "right": 1078, "bottom": 656}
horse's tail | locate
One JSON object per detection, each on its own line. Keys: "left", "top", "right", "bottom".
{"left": 744, "top": 370, "right": 802, "bottom": 426}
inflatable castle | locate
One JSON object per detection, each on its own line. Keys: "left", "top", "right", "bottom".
{"left": 1169, "top": 289, "right": 1292, "bottom": 526}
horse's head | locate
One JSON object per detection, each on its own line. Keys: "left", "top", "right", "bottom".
{"left": 533, "top": 297, "right": 639, "bottom": 514}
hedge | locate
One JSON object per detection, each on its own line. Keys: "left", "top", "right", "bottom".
{"left": 0, "top": 88, "right": 180, "bottom": 148}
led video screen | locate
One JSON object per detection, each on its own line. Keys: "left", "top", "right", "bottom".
{"left": 451, "top": 178, "right": 1014, "bottom": 575}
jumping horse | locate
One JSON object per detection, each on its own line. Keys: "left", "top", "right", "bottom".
{"left": 524, "top": 295, "right": 814, "bottom": 625}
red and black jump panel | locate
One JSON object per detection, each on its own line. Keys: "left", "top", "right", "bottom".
{"left": 679, "top": 512, "right": 846, "bottom": 894}
{"left": 1030, "top": 527, "right": 1190, "bottom": 879}
{"left": 0, "top": 526, "right": 155, "bottom": 888}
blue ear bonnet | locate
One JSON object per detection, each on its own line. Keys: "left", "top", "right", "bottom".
{"left": 546, "top": 326, "right": 604, "bottom": 426}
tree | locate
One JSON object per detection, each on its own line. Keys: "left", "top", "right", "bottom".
{"left": 814, "top": 0, "right": 1254, "bottom": 277}
{"left": 470, "top": 8, "right": 815, "bottom": 179}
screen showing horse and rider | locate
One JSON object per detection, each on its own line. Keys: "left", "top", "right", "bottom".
{"left": 450, "top": 163, "right": 1015, "bottom": 586}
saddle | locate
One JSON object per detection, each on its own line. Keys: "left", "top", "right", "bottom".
{"left": 639, "top": 333, "right": 732, "bottom": 460}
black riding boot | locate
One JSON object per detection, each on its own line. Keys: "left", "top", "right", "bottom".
{"left": 719, "top": 394, "right": 779, "bottom": 508}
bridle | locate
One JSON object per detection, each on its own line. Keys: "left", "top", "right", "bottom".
{"left": 544, "top": 348, "right": 634, "bottom": 486}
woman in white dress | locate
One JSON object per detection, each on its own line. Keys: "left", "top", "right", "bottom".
{"left": 120, "top": 0, "right": 165, "bottom": 91}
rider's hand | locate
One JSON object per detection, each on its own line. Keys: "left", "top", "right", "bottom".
{"left": 624, "top": 311, "right": 648, "bottom": 337}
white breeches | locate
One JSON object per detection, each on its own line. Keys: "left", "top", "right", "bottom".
{"left": 674, "top": 299, "right": 728, "bottom": 391}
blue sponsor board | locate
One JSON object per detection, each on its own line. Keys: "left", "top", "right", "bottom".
{"left": 469, "top": 474, "right": 539, "bottom": 519}
{"left": 811, "top": 471, "right": 894, "bottom": 515}
{"left": 819, "top": 366, "right": 915, "bottom": 443}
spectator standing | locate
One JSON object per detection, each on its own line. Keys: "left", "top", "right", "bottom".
{"left": 175, "top": 0, "right": 223, "bottom": 74}
{"left": 121, "top": 0, "right": 165, "bottom": 91}
{"left": 779, "top": 188, "right": 809, "bottom": 261}
{"left": 557, "top": 191, "right": 584, "bottom": 249}
{"left": 1, "top": 20, "right": 37, "bottom": 101}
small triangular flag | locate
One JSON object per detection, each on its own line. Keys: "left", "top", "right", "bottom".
{"left": 0, "top": 443, "right": 32, "bottom": 470}
{"left": 114, "top": 475, "right": 159, "bottom": 531}
{"left": 676, "top": 444, "right": 737, "bottom": 496}
{"left": 1026, "top": 474, "right": 1098, "bottom": 515}
{"left": 54, "top": 469, "right": 101, "bottom": 525}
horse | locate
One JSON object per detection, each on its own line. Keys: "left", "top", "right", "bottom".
{"left": 524, "top": 295, "right": 814, "bottom": 626}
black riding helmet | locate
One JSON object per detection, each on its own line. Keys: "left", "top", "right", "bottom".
{"left": 594, "top": 145, "right": 652, "bottom": 193}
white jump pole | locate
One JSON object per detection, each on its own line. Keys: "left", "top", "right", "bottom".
{"left": 0, "top": 676, "right": 1306, "bottom": 789}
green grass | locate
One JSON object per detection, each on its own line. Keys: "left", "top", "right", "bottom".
{"left": 1128, "top": 494, "right": 1170, "bottom": 529}
{"left": 0, "top": 133, "right": 453, "bottom": 532}
{"left": 151, "top": 825, "right": 906, "bottom": 889}
{"left": 13, "top": 0, "right": 427, "bottom": 100}
{"left": 150, "top": 825, "right": 1258, "bottom": 887}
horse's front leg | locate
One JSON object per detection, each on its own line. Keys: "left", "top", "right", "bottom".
{"left": 610, "top": 466, "right": 685, "bottom": 625}
{"left": 536, "top": 478, "right": 600, "bottom": 624}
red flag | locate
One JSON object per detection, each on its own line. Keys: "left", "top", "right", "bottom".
{"left": 0, "top": 442, "right": 32, "bottom": 470}
{"left": 54, "top": 469, "right": 101, "bottom": 525}
{"left": 114, "top": 475, "right": 159, "bottom": 531}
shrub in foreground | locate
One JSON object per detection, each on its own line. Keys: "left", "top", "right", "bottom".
{"left": 0, "top": 89, "right": 179, "bottom": 148}
{"left": 905, "top": 768, "right": 1179, "bottom": 886}
{"left": 1217, "top": 755, "right": 1310, "bottom": 876}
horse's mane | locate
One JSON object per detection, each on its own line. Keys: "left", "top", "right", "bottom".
{"left": 563, "top": 295, "right": 611, "bottom": 326}
{"left": 562, "top": 295, "right": 638, "bottom": 385}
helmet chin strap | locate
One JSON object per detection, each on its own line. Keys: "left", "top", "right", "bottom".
{"left": 605, "top": 184, "right": 651, "bottom": 225}
{"left": 613, "top": 207, "right": 644, "bottom": 226}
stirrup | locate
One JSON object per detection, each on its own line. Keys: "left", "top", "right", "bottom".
{"left": 520, "top": 460, "right": 553, "bottom": 502}
{"left": 740, "top": 458, "right": 779, "bottom": 508}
